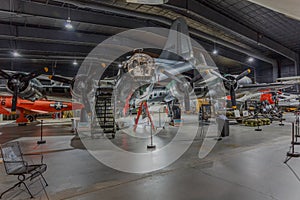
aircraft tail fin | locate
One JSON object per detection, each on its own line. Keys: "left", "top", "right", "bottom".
{"left": 159, "top": 17, "right": 194, "bottom": 62}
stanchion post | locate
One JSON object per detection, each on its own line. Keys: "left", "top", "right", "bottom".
{"left": 37, "top": 120, "right": 46, "bottom": 144}
{"left": 147, "top": 125, "right": 156, "bottom": 149}
{"left": 279, "top": 114, "right": 284, "bottom": 126}
{"left": 255, "top": 115, "right": 262, "bottom": 131}
{"left": 158, "top": 109, "right": 161, "bottom": 128}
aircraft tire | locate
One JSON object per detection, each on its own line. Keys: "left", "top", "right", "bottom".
{"left": 26, "top": 115, "right": 34, "bottom": 122}
{"left": 18, "top": 123, "right": 27, "bottom": 126}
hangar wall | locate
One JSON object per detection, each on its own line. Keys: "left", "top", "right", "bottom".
{"left": 280, "top": 59, "right": 297, "bottom": 78}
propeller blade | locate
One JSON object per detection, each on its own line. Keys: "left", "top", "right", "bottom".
{"left": 11, "top": 85, "right": 18, "bottom": 113}
{"left": 183, "top": 88, "right": 190, "bottom": 111}
{"left": 49, "top": 75, "right": 73, "bottom": 85}
{"left": 230, "top": 85, "right": 237, "bottom": 109}
{"left": 22, "top": 67, "right": 49, "bottom": 82}
{"left": 160, "top": 68, "right": 183, "bottom": 84}
{"left": 210, "top": 70, "right": 228, "bottom": 81}
{"left": 0, "top": 69, "right": 11, "bottom": 79}
{"left": 236, "top": 69, "right": 251, "bottom": 81}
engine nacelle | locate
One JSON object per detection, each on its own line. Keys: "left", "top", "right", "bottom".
{"left": 7, "top": 74, "right": 43, "bottom": 101}
{"left": 169, "top": 76, "right": 194, "bottom": 99}
{"left": 72, "top": 74, "right": 95, "bottom": 99}
{"left": 18, "top": 83, "right": 43, "bottom": 101}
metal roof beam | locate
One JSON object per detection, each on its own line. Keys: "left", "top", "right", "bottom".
{"left": 0, "top": 24, "right": 106, "bottom": 46}
{"left": 0, "top": 39, "right": 93, "bottom": 54}
{"left": 167, "top": 0, "right": 298, "bottom": 62}
{"left": 0, "top": 0, "right": 149, "bottom": 29}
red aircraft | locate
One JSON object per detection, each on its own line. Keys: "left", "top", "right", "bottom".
{"left": 0, "top": 96, "right": 83, "bottom": 125}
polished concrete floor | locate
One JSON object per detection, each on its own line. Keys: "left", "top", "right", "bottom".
{"left": 0, "top": 115, "right": 300, "bottom": 200}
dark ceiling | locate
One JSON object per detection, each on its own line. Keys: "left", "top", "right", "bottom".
{"left": 0, "top": 0, "right": 299, "bottom": 79}
{"left": 201, "top": 0, "right": 300, "bottom": 53}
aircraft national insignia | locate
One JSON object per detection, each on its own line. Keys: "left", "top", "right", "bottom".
{"left": 50, "top": 102, "right": 68, "bottom": 110}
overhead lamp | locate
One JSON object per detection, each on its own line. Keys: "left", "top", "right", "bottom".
{"left": 212, "top": 49, "right": 218, "bottom": 55}
{"left": 212, "top": 42, "right": 218, "bottom": 55}
{"left": 11, "top": 50, "right": 21, "bottom": 57}
{"left": 65, "top": 17, "right": 73, "bottom": 30}
{"left": 73, "top": 59, "right": 78, "bottom": 66}
{"left": 65, "top": 5, "right": 73, "bottom": 30}
{"left": 247, "top": 57, "right": 254, "bottom": 63}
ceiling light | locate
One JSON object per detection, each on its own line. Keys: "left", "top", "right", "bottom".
{"left": 65, "top": 17, "right": 73, "bottom": 30}
{"left": 73, "top": 59, "right": 78, "bottom": 66}
{"left": 212, "top": 41, "right": 218, "bottom": 55}
{"left": 212, "top": 49, "right": 218, "bottom": 55}
{"left": 11, "top": 50, "right": 21, "bottom": 57}
{"left": 247, "top": 57, "right": 254, "bottom": 62}
{"left": 118, "top": 63, "right": 123, "bottom": 68}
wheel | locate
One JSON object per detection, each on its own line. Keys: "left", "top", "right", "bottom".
{"left": 18, "top": 123, "right": 27, "bottom": 126}
{"left": 26, "top": 115, "right": 34, "bottom": 122}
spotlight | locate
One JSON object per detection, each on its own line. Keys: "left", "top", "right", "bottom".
{"left": 65, "top": 17, "right": 73, "bottom": 30}
{"left": 247, "top": 57, "right": 254, "bottom": 62}
{"left": 73, "top": 59, "right": 78, "bottom": 66}
{"left": 12, "top": 50, "right": 21, "bottom": 57}
{"left": 212, "top": 49, "right": 218, "bottom": 55}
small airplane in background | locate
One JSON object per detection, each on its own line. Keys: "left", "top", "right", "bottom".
{"left": 0, "top": 67, "right": 72, "bottom": 113}
{"left": 0, "top": 96, "right": 83, "bottom": 125}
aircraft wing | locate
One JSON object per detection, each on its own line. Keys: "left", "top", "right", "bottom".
{"left": 238, "top": 82, "right": 295, "bottom": 93}
{"left": 16, "top": 103, "right": 50, "bottom": 114}
{"left": 26, "top": 109, "right": 49, "bottom": 114}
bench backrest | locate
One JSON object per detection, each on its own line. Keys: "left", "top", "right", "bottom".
{"left": 1, "top": 141, "right": 25, "bottom": 175}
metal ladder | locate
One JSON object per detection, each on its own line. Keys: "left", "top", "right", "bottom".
{"left": 95, "top": 85, "right": 116, "bottom": 139}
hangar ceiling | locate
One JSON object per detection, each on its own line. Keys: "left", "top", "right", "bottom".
{"left": 0, "top": 0, "right": 299, "bottom": 79}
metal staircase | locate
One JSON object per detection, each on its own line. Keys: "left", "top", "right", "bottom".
{"left": 95, "top": 82, "right": 116, "bottom": 139}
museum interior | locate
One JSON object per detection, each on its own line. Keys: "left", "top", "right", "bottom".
{"left": 0, "top": 0, "right": 300, "bottom": 199}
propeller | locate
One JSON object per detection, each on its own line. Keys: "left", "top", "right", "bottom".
{"left": 159, "top": 68, "right": 191, "bottom": 111}
{"left": 11, "top": 81, "right": 19, "bottom": 113}
{"left": 222, "top": 69, "right": 251, "bottom": 109}
{"left": 0, "top": 70, "right": 11, "bottom": 79}
{"left": 0, "top": 68, "right": 48, "bottom": 113}
{"left": 236, "top": 69, "right": 251, "bottom": 81}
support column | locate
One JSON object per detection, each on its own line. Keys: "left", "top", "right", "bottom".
{"left": 295, "top": 54, "right": 300, "bottom": 76}
{"left": 272, "top": 61, "right": 279, "bottom": 82}
{"left": 277, "top": 60, "right": 281, "bottom": 78}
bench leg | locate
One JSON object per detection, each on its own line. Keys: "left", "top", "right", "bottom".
{"left": 21, "top": 182, "right": 34, "bottom": 198}
{"left": 40, "top": 174, "right": 49, "bottom": 187}
{"left": 0, "top": 182, "right": 21, "bottom": 199}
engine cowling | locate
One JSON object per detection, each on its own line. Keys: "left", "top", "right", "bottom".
{"left": 169, "top": 76, "right": 193, "bottom": 99}
{"left": 7, "top": 74, "right": 43, "bottom": 101}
